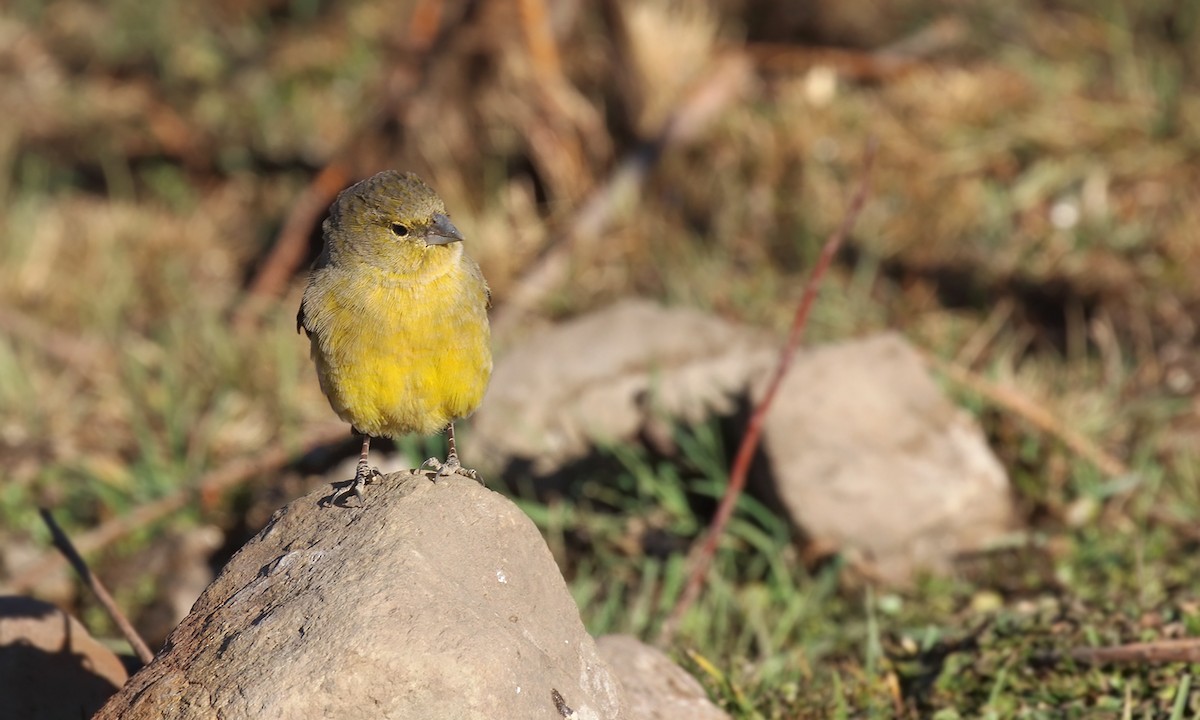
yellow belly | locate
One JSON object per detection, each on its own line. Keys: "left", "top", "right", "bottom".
{"left": 307, "top": 264, "right": 491, "bottom": 438}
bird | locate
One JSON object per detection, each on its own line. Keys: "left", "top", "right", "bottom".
{"left": 297, "top": 170, "right": 492, "bottom": 503}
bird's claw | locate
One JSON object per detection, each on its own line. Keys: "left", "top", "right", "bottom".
{"left": 332, "top": 461, "right": 383, "bottom": 506}
{"left": 421, "top": 454, "right": 483, "bottom": 485}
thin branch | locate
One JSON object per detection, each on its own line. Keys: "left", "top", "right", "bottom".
{"left": 407, "top": 0, "right": 446, "bottom": 52}
{"left": 516, "top": 0, "right": 562, "bottom": 85}
{"left": 659, "top": 139, "right": 877, "bottom": 644}
{"left": 9, "top": 423, "right": 349, "bottom": 595}
{"left": 926, "top": 354, "right": 1129, "bottom": 478}
{"left": 239, "top": 163, "right": 352, "bottom": 308}
{"left": 1048, "top": 638, "right": 1200, "bottom": 666}
{"left": 747, "top": 16, "right": 968, "bottom": 80}
{"left": 38, "top": 508, "right": 155, "bottom": 665}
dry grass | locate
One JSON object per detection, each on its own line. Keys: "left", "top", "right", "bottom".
{"left": 2, "top": 0, "right": 1200, "bottom": 715}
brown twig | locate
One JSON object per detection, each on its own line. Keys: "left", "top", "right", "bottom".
{"left": 746, "top": 16, "right": 968, "bottom": 81}
{"left": 514, "top": 0, "right": 604, "bottom": 205}
{"left": 747, "top": 43, "right": 924, "bottom": 81}
{"left": 925, "top": 354, "right": 1129, "bottom": 478}
{"left": 9, "top": 423, "right": 349, "bottom": 595}
{"left": 659, "top": 139, "right": 878, "bottom": 644}
{"left": 240, "top": 163, "right": 352, "bottom": 308}
{"left": 1053, "top": 638, "right": 1200, "bottom": 666}
{"left": 38, "top": 508, "right": 155, "bottom": 665}
{"left": 407, "top": 0, "right": 446, "bottom": 52}
{"left": 516, "top": 0, "right": 562, "bottom": 85}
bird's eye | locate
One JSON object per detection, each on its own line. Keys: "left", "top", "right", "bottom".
{"left": 391, "top": 223, "right": 409, "bottom": 237}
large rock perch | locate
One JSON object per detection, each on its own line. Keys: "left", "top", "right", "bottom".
{"left": 95, "top": 473, "right": 625, "bottom": 720}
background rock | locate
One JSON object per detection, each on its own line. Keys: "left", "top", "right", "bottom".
{"left": 758, "top": 332, "right": 1013, "bottom": 583}
{"left": 95, "top": 472, "right": 625, "bottom": 720}
{"left": 474, "top": 299, "right": 774, "bottom": 474}
{"left": 0, "top": 595, "right": 128, "bottom": 720}
{"left": 596, "top": 634, "right": 729, "bottom": 720}
{"left": 475, "top": 301, "right": 1011, "bottom": 585}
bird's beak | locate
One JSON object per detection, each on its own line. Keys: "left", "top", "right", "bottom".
{"left": 426, "top": 213, "right": 465, "bottom": 245}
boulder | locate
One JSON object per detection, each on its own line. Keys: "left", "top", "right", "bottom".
{"left": 0, "top": 595, "right": 128, "bottom": 719}
{"left": 597, "top": 634, "right": 729, "bottom": 719}
{"left": 758, "top": 332, "right": 1012, "bottom": 583}
{"left": 95, "top": 472, "right": 625, "bottom": 719}
{"left": 473, "top": 299, "right": 774, "bottom": 474}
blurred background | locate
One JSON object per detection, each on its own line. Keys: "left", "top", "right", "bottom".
{"left": 1, "top": 0, "right": 1199, "bottom": 715}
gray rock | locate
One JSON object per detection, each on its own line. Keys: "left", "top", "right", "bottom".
{"left": 759, "top": 332, "right": 1013, "bottom": 584}
{"left": 95, "top": 472, "right": 625, "bottom": 720}
{"left": 476, "top": 302, "right": 1010, "bottom": 584}
{"left": 473, "top": 299, "right": 774, "bottom": 474}
{"left": 596, "top": 635, "right": 729, "bottom": 720}
{"left": 0, "top": 595, "right": 127, "bottom": 719}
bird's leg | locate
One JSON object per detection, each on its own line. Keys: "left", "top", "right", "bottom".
{"left": 333, "top": 433, "right": 382, "bottom": 505}
{"left": 446, "top": 421, "right": 460, "bottom": 465}
{"left": 422, "top": 422, "right": 483, "bottom": 485}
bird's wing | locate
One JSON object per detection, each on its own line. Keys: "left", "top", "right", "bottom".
{"left": 465, "top": 256, "right": 492, "bottom": 310}
{"left": 297, "top": 247, "right": 332, "bottom": 336}
{"left": 296, "top": 297, "right": 309, "bottom": 336}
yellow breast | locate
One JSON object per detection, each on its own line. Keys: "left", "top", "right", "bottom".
{"left": 303, "top": 258, "right": 492, "bottom": 438}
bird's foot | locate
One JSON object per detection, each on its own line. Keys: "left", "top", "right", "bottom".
{"left": 421, "top": 453, "right": 484, "bottom": 486}
{"left": 332, "top": 460, "right": 383, "bottom": 506}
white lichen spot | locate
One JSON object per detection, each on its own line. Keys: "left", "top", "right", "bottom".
{"left": 1050, "top": 199, "right": 1080, "bottom": 229}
